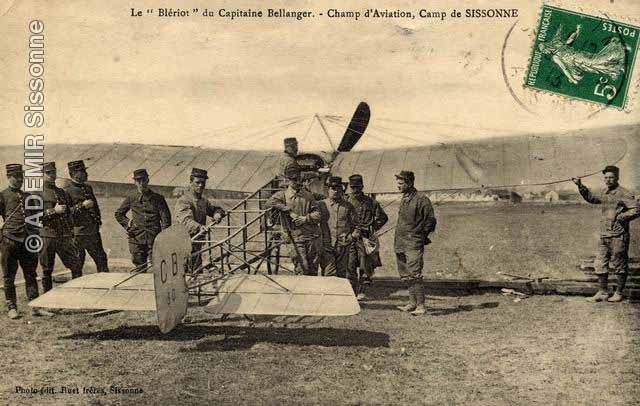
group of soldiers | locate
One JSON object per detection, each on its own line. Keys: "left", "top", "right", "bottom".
{"left": 2, "top": 139, "right": 635, "bottom": 321}
{"left": 1, "top": 161, "right": 225, "bottom": 319}
{"left": 268, "top": 137, "right": 437, "bottom": 314}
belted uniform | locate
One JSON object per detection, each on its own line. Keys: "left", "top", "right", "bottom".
{"left": 318, "top": 197, "right": 357, "bottom": 284}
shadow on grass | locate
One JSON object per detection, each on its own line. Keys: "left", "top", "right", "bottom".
{"left": 61, "top": 324, "right": 390, "bottom": 350}
{"left": 361, "top": 301, "right": 499, "bottom": 315}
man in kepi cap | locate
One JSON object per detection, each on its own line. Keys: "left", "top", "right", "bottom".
{"left": 38, "top": 162, "right": 82, "bottom": 291}
{"left": 275, "top": 137, "right": 301, "bottom": 179}
{"left": 175, "top": 168, "right": 226, "bottom": 272}
{"left": 64, "top": 160, "right": 109, "bottom": 273}
{"left": 115, "top": 169, "right": 172, "bottom": 266}
{"left": 346, "top": 174, "right": 389, "bottom": 300}
{"left": 318, "top": 176, "right": 357, "bottom": 287}
{"left": 0, "top": 164, "right": 52, "bottom": 318}
{"left": 573, "top": 165, "right": 640, "bottom": 302}
{"left": 267, "top": 166, "right": 322, "bottom": 275}
{"left": 394, "top": 170, "right": 437, "bottom": 315}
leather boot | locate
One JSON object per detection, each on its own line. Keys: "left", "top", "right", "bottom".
{"left": 587, "top": 274, "right": 609, "bottom": 302}
{"left": 397, "top": 284, "right": 417, "bottom": 312}
{"left": 42, "top": 274, "right": 53, "bottom": 292}
{"left": 411, "top": 282, "right": 426, "bottom": 315}
{"left": 608, "top": 273, "right": 627, "bottom": 303}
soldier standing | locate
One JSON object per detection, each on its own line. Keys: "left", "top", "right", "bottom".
{"left": 394, "top": 171, "right": 436, "bottom": 315}
{"left": 175, "top": 168, "right": 225, "bottom": 272}
{"left": 0, "top": 164, "right": 52, "bottom": 318}
{"left": 573, "top": 165, "right": 640, "bottom": 302}
{"left": 39, "top": 162, "right": 82, "bottom": 291}
{"left": 65, "top": 160, "right": 109, "bottom": 273}
{"left": 267, "top": 167, "right": 322, "bottom": 275}
{"left": 115, "top": 169, "right": 172, "bottom": 266}
{"left": 318, "top": 176, "right": 358, "bottom": 287}
{"left": 346, "top": 174, "right": 389, "bottom": 300}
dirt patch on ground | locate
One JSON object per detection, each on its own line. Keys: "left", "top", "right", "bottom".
{"left": 2, "top": 290, "right": 639, "bottom": 405}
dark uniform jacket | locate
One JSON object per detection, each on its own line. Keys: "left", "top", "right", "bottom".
{"left": 318, "top": 198, "right": 356, "bottom": 247}
{"left": 578, "top": 184, "right": 640, "bottom": 237}
{"left": 0, "top": 187, "right": 38, "bottom": 243}
{"left": 65, "top": 181, "right": 102, "bottom": 236}
{"left": 394, "top": 188, "right": 436, "bottom": 252}
{"left": 275, "top": 153, "right": 300, "bottom": 177}
{"left": 175, "top": 191, "right": 225, "bottom": 237}
{"left": 115, "top": 189, "right": 171, "bottom": 245}
{"left": 39, "top": 181, "right": 74, "bottom": 238}
{"left": 346, "top": 193, "right": 388, "bottom": 237}
{"left": 267, "top": 188, "right": 321, "bottom": 242}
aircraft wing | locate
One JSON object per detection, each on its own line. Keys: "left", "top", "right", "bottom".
{"left": 0, "top": 144, "right": 279, "bottom": 192}
{"left": 331, "top": 125, "right": 637, "bottom": 193}
{"left": 29, "top": 273, "right": 155, "bottom": 311}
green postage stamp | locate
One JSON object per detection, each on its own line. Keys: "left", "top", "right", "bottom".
{"left": 525, "top": 5, "right": 639, "bottom": 109}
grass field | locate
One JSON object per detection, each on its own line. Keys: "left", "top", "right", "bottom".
{"left": 96, "top": 198, "right": 640, "bottom": 280}
{"left": 2, "top": 199, "right": 640, "bottom": 405}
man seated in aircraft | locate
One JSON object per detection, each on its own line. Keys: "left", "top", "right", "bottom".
{"left": 175, "top": 168, "right": 226, "bottom": 272}
{"left": 573, "top": 165, "right": 640, "bottom": 303}
{"left": 267, "top": 167, "right": 322, "bottom": 275}
{"left": 274, "top": 137, "right": 301, "bottom": 180}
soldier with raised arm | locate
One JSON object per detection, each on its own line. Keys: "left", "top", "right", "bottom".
{"left": 266, "top": 167, "right": 322, "bottom": 275}
{"left": 573, "top": 165, "right": 640, "bottom": 302}
{"left": 115, "top": 169, "right": 172, "bottom": 266}
{"left": 346, "top": 174, "right": 388, "bottom": 300}
{"left": 64, "top": 160, "right": 109, "bottom": 273}
{"left": 394, "top": 171, "right": 437, "bottom": 315}
{"left": 175, "top": 168, "right": 226, "bottom": 272}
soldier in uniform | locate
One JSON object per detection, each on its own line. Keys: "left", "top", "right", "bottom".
{"left": 0, "top": 164, "right": 52, "bottom": 318}
{"left": 267, "top": 167, "right": 322, "bottom": 275}
{"left": 301, "top": 172, "right": 325, "bottom": 201}
{"left": 175, "top": 168, "right": 226, "bottom": 272}
{"left": 573, "top": 165, "right": 640, "bottom": 302}
{"left": 394, "top": 171, "right": 437, "bottom": 315}
{"left": 39, "top": 162, "right": 82, "bottom": 292}
{"left": 65, "top": 160, "right": 109, "bottom": 273}
{"left": 275, "top": 137, "right": 300, "bottom": 179}
{"left": 115, "top": 169, "right": 172, "bottom": 266}
{"left": 318, "top": 176, "right": 358, "bottom": 288}
{"left": 346, "top": 174, "right": 389, "bottom": 300}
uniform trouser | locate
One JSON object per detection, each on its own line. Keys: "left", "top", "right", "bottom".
{"left": 594, "top": 234, "right": 629, "bottom": 275}
{"left": 1, "top": 239, "right": 39, "bottom": 309}
{"left": 322, "top": 243, "right": 358, "bottom": 286}
{"left": 39, "top": 236, "right": 82, "bottom": 292}
{"left": 289, "top": 238, "right": 321, "bottom": 276}
{"left": 396, "top": 248, "right": 424, "bottom": 281}
{"left": 353, "top": 240, "right": 375, "bottom": 284}
{"left": 190, "top": 242, "right": 204, "bottom": 273}
{"left": 128, "top": 240, "right": 153, "bottom": 267}
{"left": 75, "top": 232, "right": 109, "bottom": 273}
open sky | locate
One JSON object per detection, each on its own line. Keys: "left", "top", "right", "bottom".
{"left": 1, "top": 0, "right": 638, "bottom": 151}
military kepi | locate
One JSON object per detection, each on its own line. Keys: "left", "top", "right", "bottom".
{"left": 283, "top": 166, "right": 300, "bottom": 180}
{"left": 395, "top": 170, "right": 415, "bottom": 183}
{"left": 327, "top": 176, "right": 344, "bottom": 189}
{"left": 67, "top": 160, "right": 86, "bottom": 172}
{"left": 602, "top": 165, "right": 620, "bottom": 176}
{"left": 133, "top": 169, "right": 149, "bottom": 179}
{"left": 5, "top": 163, "right": 22, "bottom": 176}
{"left": 191, "top": 167, "right": 208, "bottom": 179}
{"left": 348, "top": 174, "right": 364, "bottom": 186}
{"left": 284, "top": 137, "right": 298, "bottom": 146}
{"left": 42, "top": 162, "right": 56, "bottom": 172}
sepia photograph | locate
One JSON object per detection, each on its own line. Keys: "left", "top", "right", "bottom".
{"left": 1, "top": 0, "right": 639, "bottom": 404}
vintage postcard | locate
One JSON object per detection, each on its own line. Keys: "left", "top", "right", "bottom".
{"left": 0, "top": 0, "right": 639, "bottom": 405}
